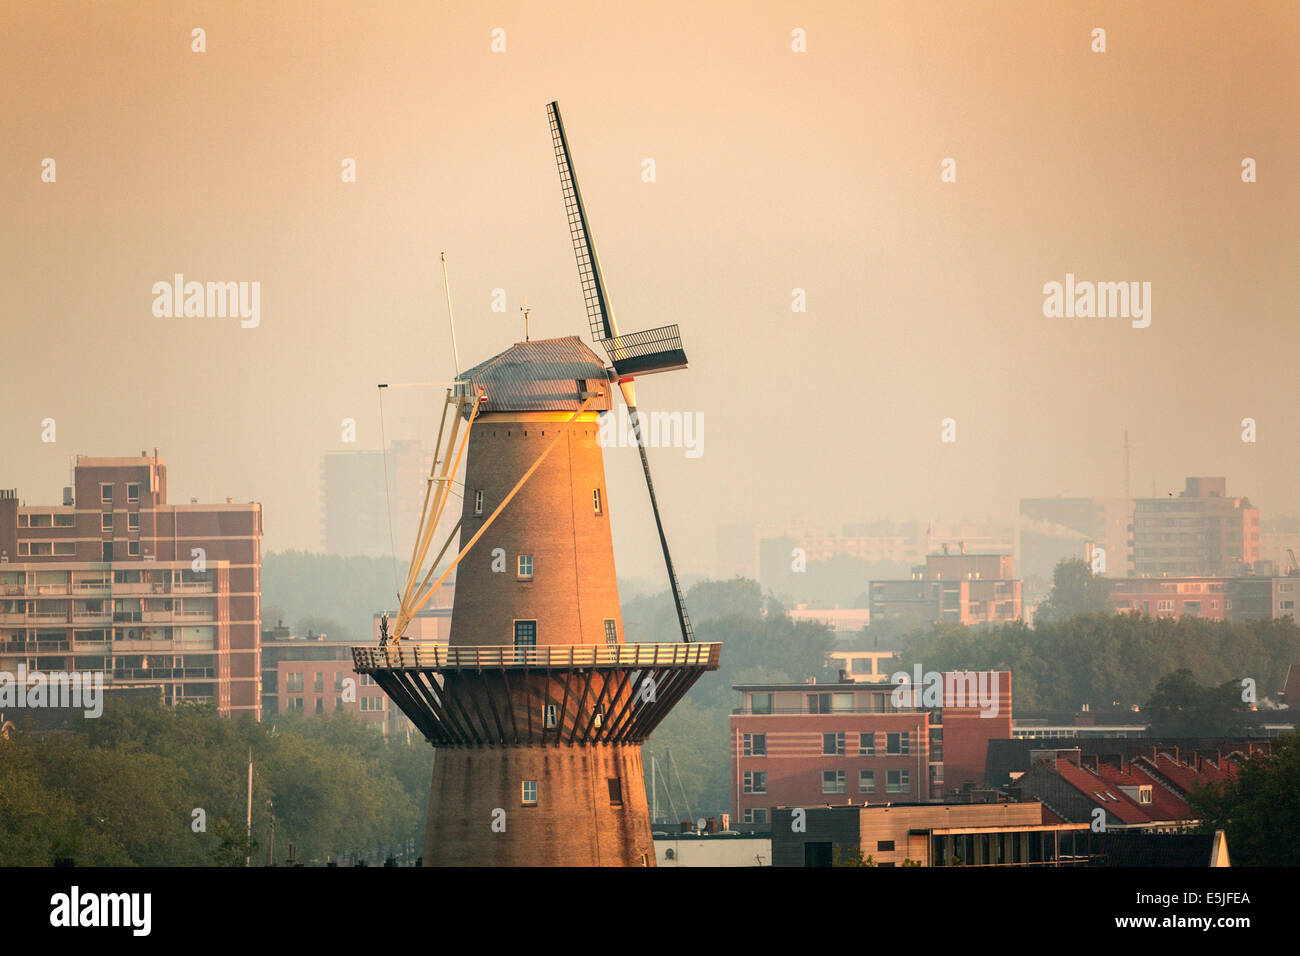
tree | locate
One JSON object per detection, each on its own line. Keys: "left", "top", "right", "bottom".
{"left": 832, "top": 845, "right": 877, "bottom": 866}
{"left": 1189, "top": 735, "right": 1300, "bottom": 866}
{"left": 1144, "top": 669, "right": 1255, "bottom": 737}
{"left": 1034, "top": 559, "right": 1112, "bottom": 622}
{"left": 211, "top": 817, "right": 258, "bottom": 867}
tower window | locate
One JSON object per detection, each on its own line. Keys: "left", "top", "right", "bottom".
{"left": 514, "top": 620, "right": 537, "bottom": 647}
{"left": 607, "top": 778, "right": 623, "bottom": 806}
{"left": 517, "top": 554, "right": 533, "bottom": 579}
{"left": 521, "top": 781, "right": 538, "bottom": 806}
{"left": 543, "top": 704, "right": 557, "bottom": 728}
{"left": 473, "top": 490, "right": 484, "bottom": 515}
{"left": 603, "top": 619, "right": 617, "bottom": 645}
{"left": 593, "top": 488, "right": 602, "bottom": 514}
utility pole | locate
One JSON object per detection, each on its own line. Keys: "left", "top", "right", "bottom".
{"left": 246, "top": 747, "right": 253, "bottom": 867}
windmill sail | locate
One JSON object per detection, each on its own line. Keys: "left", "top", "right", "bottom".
{"left": 547, "top": 100, "right": 695, "bottom": 642}
{"left": 548, "top": 101, "right": 616, "bottom": 342}
{"left": 547, "top": 101, "right": 689, "bottom": 378}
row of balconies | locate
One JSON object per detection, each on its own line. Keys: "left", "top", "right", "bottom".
{"left": 0, "top": 611, "right": 216, "bottom": 626}
{"left": 0, "top": 580, "right": 214, "bottom": 596}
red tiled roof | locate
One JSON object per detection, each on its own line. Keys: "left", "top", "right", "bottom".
{"left": 1053, "top": 760, "right": 1152, "bottom": 824}
{"left": 1137, "top": 753, "right": 1237, "bottom": 800}
{"left": 1094, "top": 761, "right": 1191, "bottom": 821}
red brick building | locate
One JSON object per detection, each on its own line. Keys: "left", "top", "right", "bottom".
{"left": 1108, "top": 577, "right": 1231, "bottom": 620}
{"left": 260, "top": 624, "right": 391, "bottom": 731}
{"left": 0, "top": 453, "right": 261, "bottom": 717}
{"left": 730, "top": 671, "right": 1012, "bottom": 828}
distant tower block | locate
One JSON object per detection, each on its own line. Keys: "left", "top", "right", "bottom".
{"left": 354, "top": 338, "right": 718, "bottom": 866}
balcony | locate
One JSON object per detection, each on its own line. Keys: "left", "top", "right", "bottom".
{"left": 353, "top": 641, "right": 721, "bottom": 672}
{"left": 113, "top": 666, "right": 216, "bottom": 680}
{"left": 171, "top": 580, "right": 214, "bottom": 593}
{"left": 30, "top": 610, "right": 69, "bottom": 622}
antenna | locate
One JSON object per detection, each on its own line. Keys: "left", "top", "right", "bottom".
{"left": 521, "top": 302, "right": 531, "bottom": 342}
{"left": 440, "top": 252, "right": 460, "bottom": 376}
{"left": 1123, "top": 428, "right": 1131, "bottom": 499}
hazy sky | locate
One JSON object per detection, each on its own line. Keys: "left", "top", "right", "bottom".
{"left": 3, "top": 1, "right": 1297, "bottom": 583}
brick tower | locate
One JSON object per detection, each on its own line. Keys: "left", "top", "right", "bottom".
{"left": 354, "top": 338, "right": 718, "bottom": 866}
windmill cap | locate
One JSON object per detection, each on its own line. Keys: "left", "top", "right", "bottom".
{"left": 456, "top": 336, "right": 614, "bottom": 414}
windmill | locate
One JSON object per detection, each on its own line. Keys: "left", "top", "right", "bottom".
{"left": 546, "top": 100, "right": 694, "bottom": 643}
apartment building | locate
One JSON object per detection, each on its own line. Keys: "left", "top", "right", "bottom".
{"left": 260, "top": 624, "right": 391, "bottom": 732}
{"left": 1131, "top": 477, "right": 1259, "bottom": 576}
{"left": 869, "top": 549, "right": 1022, "bottom": 628}
{"left": 730, "top": 671, "right": 1012, "bottom": 828}
{"left": 0, "top": 453, "right": 261, "bottom": 717}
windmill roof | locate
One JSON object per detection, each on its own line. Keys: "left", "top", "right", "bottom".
{"left": 456, "top": 336, "right": 612, "bottom": 414}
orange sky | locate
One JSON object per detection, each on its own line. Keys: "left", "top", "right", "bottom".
{"left": 2, "top": 1, "right": 1297, "bottom": 580}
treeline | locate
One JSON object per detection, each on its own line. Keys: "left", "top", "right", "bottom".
{"left": 893, "top": 614, "right": 1300, "bottom": 712}
{"left": 0, "top": 702, "right": 432, "bottom": 866}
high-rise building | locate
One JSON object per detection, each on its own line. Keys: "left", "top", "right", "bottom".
{"left": 1018, "top": 497, "right": 1131, "bottom": 588}
{"left": 0, "top": 453, "right": 262, "bottom": 717}
{"left": 1130, "top": 477, "right": 1259, "bottom": 577}
{"left": 321, "top": 439, "right": 434, "bottom": 558}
